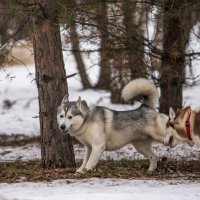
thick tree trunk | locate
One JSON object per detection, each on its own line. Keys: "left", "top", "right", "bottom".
{"left": 160, "top": 0, "right": 198, "bottom": 114}
{"left": 32, "top": 5, "right": 75, "bottom": 169}
{"left": 95, "top": 2, "right": 111, "bottom": 90}
{"left": 70, "top": 23, "right": 92, "bottom": 89}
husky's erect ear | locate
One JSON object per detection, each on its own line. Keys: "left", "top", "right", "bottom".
{"left": 75, "top": 96, "right": 82, "bottom": 110}
{"left": 169, "top": 107, "right": 176, "bottom": 120}
{"left": 61, "top": 94, "right": 69, "bottom": 104}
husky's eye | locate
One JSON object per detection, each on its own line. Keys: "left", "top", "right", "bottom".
{"left": 68, "top": 116, "right": 72, "bottom": 120}
{"left": 60, "top": 115, "right": 64, "bottom": 118}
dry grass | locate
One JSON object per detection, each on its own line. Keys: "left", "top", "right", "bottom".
{"left": 1, "top": 159, "right": 200, "bottom": 183}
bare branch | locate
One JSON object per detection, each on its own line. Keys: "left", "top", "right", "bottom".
{"left": 66, "top": 73, "right": 77, "bottom": 79}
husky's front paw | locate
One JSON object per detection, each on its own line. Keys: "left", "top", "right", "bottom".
{"left": 75, "top": 168, "right": 84, "bottom": 177}
{"left": 148, "top": 166, "right": 156, "bottom": 172}
{"left": 75, "top": 168, "right": 91, "bottom": 176}
{"left": 76, "top": 167, "right": 92, "bottom": 173}
{"left": 148, "top": 160, "right": 157, "bottom": 172}
{"left": 76, "top": 167, "right": 84, "bottom": 173}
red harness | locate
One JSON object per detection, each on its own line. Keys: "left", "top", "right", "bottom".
{"left": 185, "top": 111, "right": 192, "bottom": 141}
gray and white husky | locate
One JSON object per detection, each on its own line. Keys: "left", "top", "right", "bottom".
{"left": 57, "top": 78, "right": 170, "bottom": 173}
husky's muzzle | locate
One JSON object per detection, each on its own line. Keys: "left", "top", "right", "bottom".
{"left": 60, "top": 125, "right": 67, "bottom": 133}
{"left": 59, "top": 124, "right": 72, "bottom": 134}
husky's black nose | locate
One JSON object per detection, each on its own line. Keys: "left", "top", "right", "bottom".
{"left": 60, "top": 125, "right": 66, "bottom": 130}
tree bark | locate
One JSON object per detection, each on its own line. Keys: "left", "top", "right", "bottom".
{"left": 32, "top": 2, "right": 75, "bottom": 169}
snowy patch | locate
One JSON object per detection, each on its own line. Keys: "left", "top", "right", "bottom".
{"left": 1, "top": 143, "right": 200, "bottom": 162}
{"left": 0, "top": 179, "right": 200, "bottom": 200}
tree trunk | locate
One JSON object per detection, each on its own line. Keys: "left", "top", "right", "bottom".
{"left": 109, "top": 3, "right": 132, "bottom": 103}
{"left": 95, "top": 2, "right": 111, "bottom": 90}
{"left": 110, "top": 1, "right": 147, "bottom": 104}
{"left": 32, "top": 2, "right": 75, "bottom": 169}
{"left": 70, "top": 23, "right": 92, "bottom": 89}
{"left": 123, "top": 0, "right": 147, "bottom": 79}
{"left": 0, "top": 0, "right": 10, "bottom": 45}
{"left": 160, "top": 0, "right": 198, "bottom": 114}
{"left": 110, "top": 66, "right": 132, "bottom": 104}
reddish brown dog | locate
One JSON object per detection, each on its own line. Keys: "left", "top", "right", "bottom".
{"left": 164, "top": 106, "right": 200, "bottom": 147}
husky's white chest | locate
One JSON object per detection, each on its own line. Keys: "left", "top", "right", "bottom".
{"left": 74, "top": 122, "right": 105, "bottom": 146}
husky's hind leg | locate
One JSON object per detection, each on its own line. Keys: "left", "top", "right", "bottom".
{"left": 132, "top": 139, "right": 158, "bottom": 171}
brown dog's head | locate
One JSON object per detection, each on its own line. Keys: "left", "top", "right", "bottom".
{"left": 164, "top": 106, "right": 191, "bottom": 147}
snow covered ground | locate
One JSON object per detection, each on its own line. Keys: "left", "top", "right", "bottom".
{"left": 1, "top": 142, "right": 200, "bottom": 162}
{"left": 1, "top": 179, "right": 200, "bottom": 200}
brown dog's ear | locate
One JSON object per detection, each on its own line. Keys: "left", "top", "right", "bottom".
{"left": 186, "top": 106, "right": 191, "bottom": 113}
{"left": 75, "top": 96, "right": 82, "bottom": 110}
{"left": 61, "top": 94, "right": 69, "bottom": 104}
{"left": 185, "top": 107, "right": 192, "bottom": 117}
{"left": 169, "top": 107, "right": 176, "bottom": 120}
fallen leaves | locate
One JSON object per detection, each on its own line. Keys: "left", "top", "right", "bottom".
{"left": 0, "top": 159, "right": 200, "bottom": 183}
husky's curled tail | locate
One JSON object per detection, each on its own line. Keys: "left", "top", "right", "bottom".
{"left": 121, "top": 78, "right": 158, "bottom": 109}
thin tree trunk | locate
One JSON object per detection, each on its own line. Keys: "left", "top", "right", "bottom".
{"left": 110, "top": 1, "right": 147, "bottom": 104}
{"left": 32, "top": 2, "right": 75, "bottom": 169}
{"left": 123, "top": 0, "right": 147, "bottom": 79}
{"left": 109, "top": 3, "right": 132, "bottom": 103}
{"left": 70, "top": 23, "right": 92, "bottom": 89}
{"left": 95, "top": 2, "right": 111, "bottom": 90}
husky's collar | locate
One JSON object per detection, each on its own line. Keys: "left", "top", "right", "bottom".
{"left": 185, "top": 110, "right": 192, "bottom": 141}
